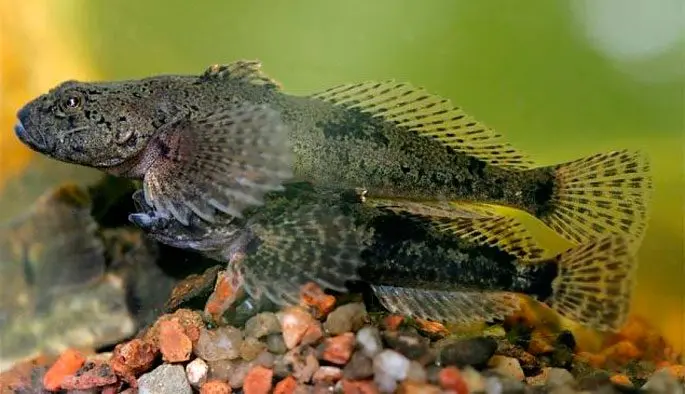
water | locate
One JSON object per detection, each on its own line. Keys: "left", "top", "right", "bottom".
{"left": 2, "top": 0, "right": 683, "bottom": 361}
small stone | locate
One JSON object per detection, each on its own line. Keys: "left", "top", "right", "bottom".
{"left": 313, "top": 366, "right": 343, "bottom": 384}
{"left": 356, "top": 326, "right": 383, "bottom": 358}
{"left": 437, "top": 337, "right": 497, "bottom": 368}
{"left": 159, "top": 319, "right": 193, "bottom": 363}
{"left": 228, "top": 360, "right": 253, "bottom": 389}
{"left": 281, "top": 306, "right": 318, "bottom": 349}
{"left": 488, "top": 355, "right": 525, "bottom": 382}
{"left": 341, "top": 379, "right": 380, "bottom": 394}
{"left": 243, "top": 365, "right": 273, "bottom": 394}
{"left": 381, "top": 315, "right": 404, "bottom": 331}
{"left": 285, "top": 346, "right": 320, "bottom": 383}
{"left": 546, "top": 367, "right": 575, "bottom": 389}
{"left": 254, "top": 350, "right": 276, "bottom": 368}
{"left": 274, "top": 376, "right": 298, "bottom": 394}
{"left": 61, "top": 361, "right": 118, "bottom": 390}
{"left": 244, "top": 312, "right": 282, "bottom": 339}
{"left": 301, "top": 321, "right": 324, "bottom": 346}
{"left": 425, "top": 365, "right": 441, "bottom": 385}
{"left": 576, "top": 370, "right": 612, "bottom": 391}
{"left": 528, "top": 330, "right": 555, "bottom": 355}
{"left": 145, "top": 309, "right": 205, "bottom": 346}
{"left": 397, "top": 381, "right": 441, "bottom": 394}
{"left": 300, "top": 282, "right": 337, "bottom": 318}
{"left": 323, "top": 303, "right": 367, "bottom": 335}
{"left": 138, "top": 364, "right": 192, "bottom": 394}
{"left": 42, "top": 349, "right": 86, "bottom": 391}
{"left": 382, "top": 331, "right": 430, "bottom": 361}
{"left": 321, "top": 333, "right": 356, "bottom": 365}
{"left": 207, "top": 359, "right": 236, "bottom": 381}
{"left": 642, "top": 368, "right": 685, "bottom": 394}
{"left": 405, "top": 361, "right": 426, "bottom": 383}
{"left": 200, "top": 379, "right": 232, "bottom": 394}
{"left": 485, "top": 374, "right": 525, "bottom": 394}
{"left": 610, "top": 373, "right": 633, "bottom": 387}
{"left": 373, "top": 349, "right": 411, "bottom": 382}
{"left": 240, "top": 337, "right": 267, "bottom": 361}
{"left": 186, "top": 358, "right": 209, "bottom": 388}
{"left": 374, "top": 372, "right": 397, "bottom": 394}
{"left": 110, "top": 339, "right": 158, "bottom": 379}
{"left": 438, "top": 366, "right": 468, "bottom": 394}
{"left": 267, "top": 333, "right": 289, "bottom": 354}
{"left": 460, "top": 366, "right": 485, "bottom": 393}
{"left": 194, "top": 326, "right": 243, "bottom": 361}
{"left": 343, "top": 351, "right": 374, "bottom": 380}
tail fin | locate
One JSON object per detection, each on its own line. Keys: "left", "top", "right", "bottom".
{"left": 548, "top": 235, "right": 637, "bottom": 332}
{"left": 540, "top": 149, "right": 652, "bottom": 247}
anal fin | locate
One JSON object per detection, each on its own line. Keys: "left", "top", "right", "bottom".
{"left": 371, "top": 285, "right": 521, "bottom": 325}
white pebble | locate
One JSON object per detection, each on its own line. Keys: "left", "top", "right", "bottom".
{"left": 185, "top": 358, "right": 208, "bottom": 387}
{"left": 373, "top": 349, "right": 410, "bottom": 381}
{"left": 374, "top": 371, "right": 398, "bottom": 394}
{"left": 356, "top": 326, "right": 382, "bottom": 358}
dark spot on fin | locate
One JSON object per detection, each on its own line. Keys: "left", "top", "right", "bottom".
{"left": 238, "top": 204, "right": 364, "bottom": 306}
{"left": 537, "top": 150, "right": 652, "bottom": 249}
{"left": 309, "top": 80, "right": 535, "bottom": 170}
{"left": 142, "top": 103, "right": 294, "bottom": 225}
{"left": 200, "top": 60, "right": 282, "bottom": 90}
{"left": 547, "top": 235, "right": 637, "bottom": 332}
{"left": 370, "top": 285, "right": 521, "bottom": 325}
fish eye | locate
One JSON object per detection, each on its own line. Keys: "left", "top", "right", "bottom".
{"left": 60, "top": 92, "right": 84, "bottom": 112}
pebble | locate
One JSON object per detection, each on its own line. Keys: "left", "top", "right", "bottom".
{"left": 301, "top": 321, "right": 324, "bottom": 346}
{"left": 158, "top": 319, "right": 192, "bottom": 363}
{"left": 207, "top": 359, "right": 236, "bottom": 381}
{"left": 267, "top": 333, "right": 289, "bottom": 354}
{"left": 228, "top": 360, "right": 253, "bottom": 389}
{"left": 254, "top": 350, "right": 276, "bottom": 368}
{"left": 200, "top": 379, "right": 232, "bottom": 394}
{"left": 240, "top": 337, "right": 267, "bottom": 361}
{"left": 546, "top": 367, "right": 575, "bottom": 389}
{"left": 405, "top": 361, "right": 427, "bottom": 383}
{"left": 343, "top": 351, "right": 374, "bottom": 380}
{"left": 244, "top": 312, "right": 282, "bottom": 339}
{"left": 461, "top": 366, "right": 486, "bottom": 393}
{"left": 185, "top": 358, "right": 209, "bottom": 387}
{"left": 323, "top": 302, "right": 367, "bottom": 335}
{"left": 138, "top": 364, "right": 192, "bottom": 394}
{"left": 398, "top": 381, "right": 441, "bottom": 394}
{"left": 194, "top": 326, "right": 244, "bottom": 361}
{"left": 356, "top": 326, "right": 383, "bottom": 358}
{"left": 437, "top": 336, "right": 498, "bottom": 368}
{"left": 110, "top": 339, "right": 158, "bottom": 378}
{"left": 643, "top": 368, "right": 685, "bottom": 394}
{"left": 437, "top": 366, "right": 468, "bottom": 393}
{"left": 488, "top": 355, "right": 525, "bottom": 382}
{"left": 382, "top": 331, "right": 430, "bottom": 361}
{"left": 321, "top": 333, "right": 356, "bottom": 365}
{"left": 285, "top": 346, "right": 320, "bottom": 382}
{"left": 313, "top": 366, "right": 343, "bottom": 384}
{"left": 342, "top": 379, "right": 380, "bottom": 394}
{"left": 243, "top": 365, "right": 273, "bottom": 394}
{"left": 274, "top": 376, "right": 298, "bottom": 394}
{"left": 60, "top": 361, "right": 118, "bottom": 391}
{"left": 42, "top": 349, "right": 86, "bottom": 391}
{"left": 373, "top": 349, "right": 411, "bottom": 382}
{"left": 281, "top": 306, "right": 318, "bottom": 349}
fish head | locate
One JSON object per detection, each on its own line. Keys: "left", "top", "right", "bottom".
{"left": 14, "top": 76, "right": 192, "bottom": 172}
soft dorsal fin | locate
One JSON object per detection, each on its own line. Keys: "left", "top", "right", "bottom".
{"left": 201, "top": 60, "right": 282, "bottom": 90}
{"left": 309, "top": 81, "right": 535, "bottom": 170}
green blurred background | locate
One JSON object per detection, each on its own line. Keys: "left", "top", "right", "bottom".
{"left": 3, "top": 0, "right": 683, "bottom": 353}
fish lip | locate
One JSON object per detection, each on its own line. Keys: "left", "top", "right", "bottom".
{"left": 14, "top": 120, "right": 45, "bottom": 151}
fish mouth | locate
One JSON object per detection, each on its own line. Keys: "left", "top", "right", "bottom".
{"left": 14, "top": 120, "right": 47, "bottom": 152}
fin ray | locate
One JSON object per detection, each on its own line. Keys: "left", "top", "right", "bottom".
{"left": 201, "top": 60, "right": 282, "bottom": 89}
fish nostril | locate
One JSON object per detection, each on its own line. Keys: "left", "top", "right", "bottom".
{"left": 17, "top": 106, "right": 30, "bottom": 124}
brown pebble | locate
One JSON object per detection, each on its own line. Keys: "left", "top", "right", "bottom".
{"left": 299, "top": 282, "right": 337, "bottom": 318}
{"left": 61, "top": 361, "right": 118, "bottom": 390}
{"left": 158, "top": 319, "right": 192, "bottom": 363}
{"left": 312, "top": 366, "right": 343, "bottom": 384}
{"left": 281, "top": 306, "right": 317, "bottom": 349}
{"left": 243, "top": 365, "right": 274, "bottom": 394}
{"left": 341, "top": 379, "right": 380, "bottom": 394}
{"left": 301, "top": 321, "right": 324, "bottom": 346}
{"left": 273, "top": 376, "right": 298, "bottom": 394}
{"left": 201, "top": 379, "right": 232, "bottom": 394}
{"left": 321, "top": 333, "right": 355, "bottom": 365}
{"left": 110, "top": 339, "right": 158, "bottom": 377}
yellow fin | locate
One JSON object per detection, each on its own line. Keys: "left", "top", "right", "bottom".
{"left": 370, "top": 285, "right": 521, "bottom": 325}
{"left": 201, "top": 59, "right": 282, "bottom": 89}
{"left": 550, "top": 235, "right": 637, "bottom": 332}
{"left": 309, "top": 80, "right": 535, "bottom": 170}
{"left": 543, "top": 149, "right": 653, "bottom": 248}
{"left": 368, "top": 198, "right": 551, "bottom": 262}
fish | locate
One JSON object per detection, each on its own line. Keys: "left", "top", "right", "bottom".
{"left": 0, "top": 184, "right": 136, "bottom": 372}
{"left": 130, "top": 182, "right": 638, "bottom": 333}
{"left": 14, "top": 60, "right": 653, "bottom": 259}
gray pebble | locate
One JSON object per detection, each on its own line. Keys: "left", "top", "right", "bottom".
{"left": 437, "top": 336, "right": 497, "bottom": 368}
{"left": 267, "top": 332, "right": 288, "bottom": 354}
{"left": 323, "top": 302, "right": 367, "bottom": 335}
{"left": 194, "top": 326, "right": 243, "bottom": 361}
{"left": 343, "top": 351, "right": 374, "bottom": 380}
{"left": 244, "top": 312, "right": 281, "bottom": 339}
{"left": 138, "top": 364, "right": 192, "bottom": 394}
{"left": 356, "top": 326, "right": 383, "bottom": 358}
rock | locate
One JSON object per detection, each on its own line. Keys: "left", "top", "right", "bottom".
{"left": 382, "top": 315, "right": 405, "bottom": 331}
{"left": 437, "top": 337, "right": 497, "bottom": 368}
{"left": 356, "top": 326, "right": 383, "bottom": 358}
{"left": 425, "top": 364, "right": 441, "bottom": 385}
{"left": 42, "top": 349, "right": 86, "bottom": 391}
{"left": 138, "top": 364, "right": 192, "bottom": 394}
{"left": 382, "top": 331, "right": 430, "bottom": 361}
{"left": 545, "top": 368, "right": 575, "bottom": 389}
{"left": 110, "top": 339, "right": 158, "bottom": 378}
{"left": 373, "top": 349, "right": 411, "bottom": 382}
{"left": 274, "top": 376, "right": 298, "bottom": 394}
{"left": 60, "top": 361, "right": 118, "bottom": 391}
{"left": 484, "top": 374, "right": 526, "bottom": 394}
{"left": 398, "top": 381, "right": 441, "bottom": 394}
{"left": 299, "top": 282, "right": 337, "bottom": 318}
{"left": 281, "top": 306, "right": 318, "bottom": 350}
{"left": 254, "top": 350, "right": 276, "bottom": 368}
{"left": 313, "top": 366, "right": 343, "bottom": 384}
{"left": 285, "top": 346, "right": 319, "bottom": 383}
{"left": 461, "top": 366, "right": 486, "bottom": 393}
{"left": 437, "top": 366, "right": 469, "bottom": 393}
{"left": 341, "top": 379, "right": 380, "bottom": 394}
{"left": 145, "top": 309, "right": 205, "bottom": 346}
{"left": 244, "top": 312, "right": 282, "bottom": 339}
{"left": 576, "top": 370, "right": 612, "bottom": 391}
{"left": 323, "top": 303, "right": 367, "bottom": 335}
{"left": 642, "top": 368, "right": 685, "bottom": 394}
{"left": 343, "top": 351, "right": 374, "bottom": 380}
{"left": 320, "top": 333, "right": 356, "bottom": 365}
{"left": 207, "top": 359, "right": 236, "bottom": 381}
{"left": 301, "top": 321, "right": 324, "bottom": 346}
{"left": 158, "top": 319, "right": 193, "bottom": 363}
{"left": 228, "top": 360, "right": 253, "bottom": 389}
{"left": 374, "top": 372, "right": 398, "bottom": 394}
{"left": 405, "top": 361, "right": 427, "bottom": 383}
{"left": 194, "top": 326, "right": 243, "bottom": 361}
{"left": 267, "top": 333, "right": 289, "bottom": 354}
{"left": 200, "top": 379, "right": 232, "bottom": 394}
{"left": 488, "top": 355, "right": 525, "bottom": 382}
{"left": 243, "top": 365, "right": 273, "bottom": 394}
{"left": 240, "top": 337, "right": 267, "bottom": 361}
{"left": 186, "top": 358, "right": 209, "bottom": 388}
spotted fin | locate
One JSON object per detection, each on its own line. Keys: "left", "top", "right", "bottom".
{"left": 309, "top": 80, "right": 535, "bottom": 170}
{"left": 143, "top": 103, "right": 293, "bottom": 225}
{"left": 201, "top": 60, "right": 282, "bottom": 89}
{"left": 370, "top": 285, "right": 521, "bottom": 325}
{"left": 11, "top": 184, "right": 106, "bottom": 301}
{"left": 539, "top": 149, "right": 652, "bottom": 248}
{"left": 239, "top": 204, "right": 363, "bottom": 306}
{"left": 549, "top": 235, "right": 637, "bottom": 332}
{"left": 368, "top": 198, "right": 549, "bottom": 261}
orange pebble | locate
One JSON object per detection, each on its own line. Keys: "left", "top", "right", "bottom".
{"left": 610, "top": 374, "right": 632, "bottom": 387}
{"left": 200, "top": 379, "right": 232, "bottom": 394}
{"left": 415, "top": 319, "right": 449, "bottom": 337}
{"left": 42, "top": 349, "right": 86, "bottom": 391}
{"left": 438, "top": 366, "right": 468, "bottom": 394}
{"left": 664, "top": 365, "right": 685, "bottom": 380}
{"left": 273, "top": 376, "right": 298, "bottom": 394}
{"left": 300, "top": 282, "right": 336, "bottom": 318}
{"left": 382, "top": 315, "right": 404, "bottom": 331}
{"left": 243, "top": 365, "right": 273, "bottom": 394}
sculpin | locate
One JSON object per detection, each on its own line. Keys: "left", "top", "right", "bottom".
{"left": 14, "top": 61, "right": 652, "bottom": 260}
{"left": 131, "top": 182, "right": 637, "bottom": 333}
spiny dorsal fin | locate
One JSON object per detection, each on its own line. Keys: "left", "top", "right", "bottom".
{"left": 367, "top": 198, "right": 550, "bottom": 262}
{"left": 309, "top": 81, "right": 535, "bottom": 170}
{"left": 201, "top": 60, "right": 282, "bottom": 90}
